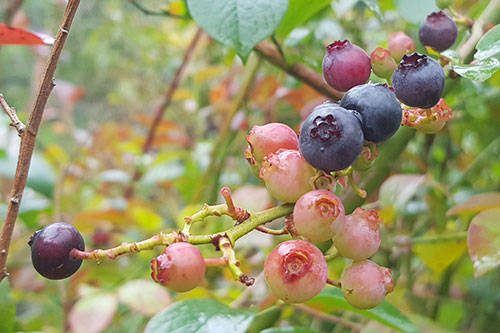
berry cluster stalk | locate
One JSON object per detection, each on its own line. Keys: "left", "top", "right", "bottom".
{"left": 0, "top": 0, "right": 81, "bottom": 282}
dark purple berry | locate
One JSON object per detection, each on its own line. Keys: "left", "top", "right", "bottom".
{"left": 322, "top": 40, "right": 371, "bottom": 92}
{"left": 340, "top": 83, "right": 402, "bottom": 143}
{"left": 299, "top": 102, "right": 364, "bottom": 172}
{"left": 392, "top": 53, "right": 445, "bottom": 109}
{"left": 29, "top": 222, "right": 84, "bottom": 280}
{"left": 419, "top": 11, "right": 458, "bottom": 52}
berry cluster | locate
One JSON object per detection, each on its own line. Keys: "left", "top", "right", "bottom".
{"left": 26, "top": 10, "right": 457, "bottom": 313}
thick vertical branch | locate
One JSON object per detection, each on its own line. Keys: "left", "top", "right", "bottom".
{"left": 0, "top": 0, "right": 81, "bottom": 282}
{"left": 125, "top": 27, "right": 204, "bottom": 198}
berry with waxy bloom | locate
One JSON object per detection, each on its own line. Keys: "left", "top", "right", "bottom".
{"left": 264, "top": 240, "right": 328, "bottom": 303}
{"left": 151, "top": 242, "right": 206, "bottom": 292}
{"left": 293, "top": 190, "right": 345, "bottom": 242}
{"left": 341, "top": 260, "right": 394, "bottom": 309}
{"left": 334, "top": 208, "right": 382, "bottom": 260}
{"left": 260, "top": 149, "right": 316, "bottom": 203}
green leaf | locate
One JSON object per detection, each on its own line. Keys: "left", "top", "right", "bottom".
{"left": 447, "top": 192, "right": 500, "bottom": 216}
{"left": 359, "top": 0, "right": 382, "bottom": 18}
{"left": 275, "top": 0, "right": 330, "bottom": 38}
{"left": 145, "top": 299, "right": 256, "bottom": 333}
{"left": 440, "top": 50, "right": 460, "bottom": 63}
{"left": 0, "top": 280, "right": 15, "bottom": 332}
{"left": 0, "top": 153, "right": 55, "bottom": 198}
{"left": 474, "top": 24, "right": 500, "bottom": 60}
{"left": 261, "top": 327, "right": 318, "bottom": 333}
{"left": 187, "top": 0, "right": 288, "bottom": 61}
{"left": 310, "top": 288, "right": 419, "bottom": 333}
{"left": 452, "top": 58, "right": 500, "bottom": 82}
{"left": 467, "top": 208, "right": 500, "bottom": 278}
{"left": 117, "top": 279, "right": 171, "bottom": 316}
{"left": 394, "top": 0, "right": 438, "bottom": 24}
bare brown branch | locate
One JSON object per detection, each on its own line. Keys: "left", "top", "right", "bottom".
{"left": 0, "top": 0, "right": 81, "bottom": 282}
{"left": 0, "top": 94, "right": 25, "bottom": 136}
{"left": 255, "top": 41, "right": 343, "bottom": 101}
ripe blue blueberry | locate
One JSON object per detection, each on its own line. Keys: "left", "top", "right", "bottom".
{"left": 392, "top": 53, "right": 444, "bottom": 109}
{"left": 299, "top": 102, "right": 364, "bottom": 172}
{"left": 340, "top": 83, "right": 402, "bottom": 143}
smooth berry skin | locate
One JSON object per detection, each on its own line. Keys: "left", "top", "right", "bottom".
{"left": 299, "top": 102, "right": 364, "bottom": 172}
{"left": 293, "top": 190, "right": 345, "bottom": 242}
{"left": 246, "top": 123, "right": 299, "bottom": 163}
{"left": 388, "top": 32, "right": 416, "bottom": 62}
{"left": 29, "top": 222, "right": 84, "bottom": 280}
{"left": 264, "top": 240, "right": 327, "bottom": 303}
{"left": 151, "top": 242, "right": 206, "bottom": 292}
{"left": 341, "top": 260, "right": 394, "bottom": 310}
{"left": 419, "top": 11, "right": 458, "bottom": 52}
{"left": 322, "top": 40, "right": 371, "bottom": 92}
{"left": 333, "top": 208, "right": 381, "bottom": 261}
{"left": 340, "top": 83, "right": 402, "bottom": 143}
{"left": 259, "top": 149, "right": 316, "bottom": 203}
{"left": 392, "top": 53, "right": 445, "bottom": 109}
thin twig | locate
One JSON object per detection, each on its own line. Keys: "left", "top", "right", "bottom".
{"left": 293, "top": 304, "right": 363, "bottom": 332}
{"left": 0, "top": 94, "right": 26, "bottom": 136}
{"left": 326, "top": 278, "right": 342, "bottom": 288}
{"left": 254, "top": 41, "right": 343, "bottom": 101}
{"left": 255, "top": 226, "right": 289, "bottom": 235}
{"left": 128, "top": 0, "right": 188, "bottom": 19}
{"left": 125, "top": 27, "right": 204, "bottom": 198}
{"left": 457, "top": 0, "right": 500, "bottom": 60}
{"left": 0, "top": 0, "right": 81, "bottom": 282}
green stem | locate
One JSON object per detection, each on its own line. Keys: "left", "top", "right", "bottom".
{"left": 411, "top": 232, "right": 467, "bottom": 244}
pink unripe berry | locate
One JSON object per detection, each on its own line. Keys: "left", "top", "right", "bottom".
{"left": 293, "top": 190, "right": 345, "bottom": 242}
{"left": 259, "top": 149, "right": 316, "bottom": 203}
{"left": 264, "top": 240, "right": 327, "bottom": 303}
{"left": 341, "top": 260, "right": 394, "bottom": 309}
{"left": 322, "top": 40, "right": 371, "bottom": 92}
{"left": 334, "top": 207, "right": 381, "bottom": 261}
{"left": 246, "top": 123, "right": 300, "bottom": 163}
{"left": 151, "top": 242, "right": 206, "bottom": 292}
{"left": 402, "top": 98, "right": 453, "bottom": 134}
{"left": 388, "top": 32, "right": 416, "bottom": 62}
{"left": 370, "top": 47, "right": 397, "bottom": 80}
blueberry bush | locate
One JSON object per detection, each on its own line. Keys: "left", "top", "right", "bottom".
{"left": 1, "top": 0, "right": 500, "bottom": 332}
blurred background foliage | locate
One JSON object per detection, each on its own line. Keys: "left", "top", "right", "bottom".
{"left": 1, "top": 0, "right": 500, "bottom": 332}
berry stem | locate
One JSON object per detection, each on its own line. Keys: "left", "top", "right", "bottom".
{"left": 204, "top": 257, "right": 228, "bottom": 267}
{"left": 0, "top": 0, "right": 81, "bottom": 282}
{"left": 255, "top": 226, "right": 289, "bottom": 235}
{"left": 348, "top": 174, "right": 367, "bottom": 198}
{"left": 221, "top": 187, "right": 250, "bottom": 223}
{"left": 182, "top": 203, "right": 228, "bottom": 234}
{"left": 324, "top": 247, "right": 340, "bottom": 262}
{"left": 326, "top": 278, "right": 342, "bottom": 288}
{"left": 72, "top": 203, "right": 294, "bottom": 262}
{"left": 219, "top": 237, "right": 255, "bottom": 286}
{"left": 335, "top": 166, "right": 353, "bottom": 178}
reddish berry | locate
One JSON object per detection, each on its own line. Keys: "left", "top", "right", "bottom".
{"left": 370, "top": 47, "right": 397, "bottom": 80}
{"left": 293, "top": 190, "right": 345, "bottom": 242}
{"left": 151, "top": 242, "right": 206, "bottom": 292}
{"left": 264, "top": 240, "right": 327, "bottom": 303}
{"left": 341, "top": 260, "right": 394, "bottom": 309}
{"left": 322, "top": 40, "right": 371, "bottom": 92}
{"left": 419, "top": 11, "right": 458, "bottom": 52}
{"left": 259, "top": 149, "right": 316, "bottom": 203}
{"left": 246, "top": 123, "right": 299, "bottom": 163}
{"left": 29, "top": 222, "right": 84, "bottom": 280}
{"left": 388, "top": 32, "right": 416, "bottom": 62}
{"left": 334, "top": 208, "right": 381, "bottom": 261}
{"left": 402, "top": 98, "right": 453, "bottom": 134}
{"left": 392, "top": 53, "right": 445, "bottom": 109}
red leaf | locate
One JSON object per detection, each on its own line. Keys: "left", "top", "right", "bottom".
{"left": 0, "top": 24, "right": 54, "bottom": 45}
